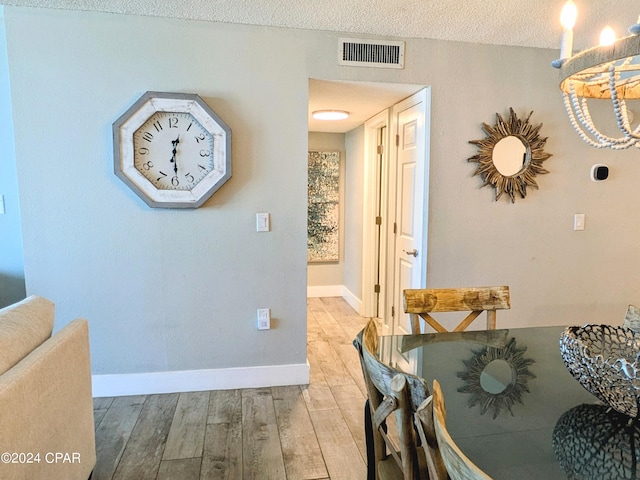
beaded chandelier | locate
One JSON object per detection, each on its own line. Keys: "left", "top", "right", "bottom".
{"left": 552, "top": 1, "right": 640, "bottom": 149}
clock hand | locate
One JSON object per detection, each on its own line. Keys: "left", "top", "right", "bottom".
{"left": 170, "top": 136, "right": 180, "bottom": 174}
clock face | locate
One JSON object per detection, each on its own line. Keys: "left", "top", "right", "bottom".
{"left": 113, "top": 92, "right": 232, "bottom": 209}
{"left": 134, "top": 112, "right": 215, "bottom": 191}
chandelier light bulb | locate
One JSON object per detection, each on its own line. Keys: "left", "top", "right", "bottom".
{"left": 559, "top": 1, "right": 577, "bottom": 59}
{"left": 560, "top": 0, "right": 577, "bottom": 31}
{"left": 599, "top": 26, "right": 616, "bottom": 46}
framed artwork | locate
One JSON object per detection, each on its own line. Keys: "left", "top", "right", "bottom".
{"left": 308, "top": 151, "right": 340, "bottom": 263}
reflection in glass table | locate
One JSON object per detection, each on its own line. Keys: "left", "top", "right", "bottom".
{"left": 375, "top": 326, "right": 639, "bottom": 479}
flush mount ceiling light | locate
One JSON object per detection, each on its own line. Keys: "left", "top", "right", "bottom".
{"left": 552, "top": 1, "right": 640, "bottom": 149}
{"left": 312, "top": 110, "right": 350, "bottom": 121}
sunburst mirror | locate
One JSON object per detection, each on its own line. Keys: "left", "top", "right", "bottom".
{"left": 457, "top": 337, "right": 536, "bottom": 419}
{"left": 468, "top": 108, "right": 552, "bottom": 203}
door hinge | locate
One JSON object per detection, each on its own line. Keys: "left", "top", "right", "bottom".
{"left": 375, "top": 216, "right": 382, "bottom": 225}
{"left": 395, "top": 134, "right": 399, "bottom": 146}
{"left": 393, "top": 222, "right": 397, "bottom": 234}
{"left": 377, "top": 144, "right": 384, "bottom": 155}
{"left": 391, "top": 306, "right": 395, "bottom": 317}
{"left": 374, "top": 284, "right": 380, "bottom": 293}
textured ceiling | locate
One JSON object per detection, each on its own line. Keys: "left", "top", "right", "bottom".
{"left": 3, "top": 0, "right": 639, "bottom": 132}
{"left": 2, "top": 0, "right": 638, "bottom": 50}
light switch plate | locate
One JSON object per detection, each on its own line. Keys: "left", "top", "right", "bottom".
{"left": 0, "top": 195, "right": 4, "bottom": 215}
{"left": 256, "top": 213, "right": 270, "bottom": 232}
{"left": 574, "top": 213, "right": 585, "bottom": 231}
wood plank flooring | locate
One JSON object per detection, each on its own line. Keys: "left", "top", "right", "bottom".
{"left": 93, "top": 297, "right": 369, "bottom": 480}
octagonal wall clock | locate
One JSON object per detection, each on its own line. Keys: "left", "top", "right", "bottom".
{"left": 113, "top": 91, "right": 232, "bottom": 208}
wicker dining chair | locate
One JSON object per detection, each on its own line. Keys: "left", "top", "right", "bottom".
{"left": 430, "top": 379, "right": 492, "bottom": 480}
{"left": 353, "top": 319, "right": 429, "bottom": 480}
{"left": 403, "top": 286, "right": 510, "bottom": 334}
{"left": 623, "top": 304, "right": 640, "bottom": 332}
{"left": 414, "top": 396, "right": 448, "bottom": 480}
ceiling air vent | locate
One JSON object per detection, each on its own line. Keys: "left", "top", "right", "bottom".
{"left": 339, "top": 38, "right": 405, "bottom": 69}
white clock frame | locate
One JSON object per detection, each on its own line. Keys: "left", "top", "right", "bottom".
{"left": 113, "top": 91, "right": 232, "bottom": 208}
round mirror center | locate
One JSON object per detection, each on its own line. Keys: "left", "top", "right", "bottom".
{"left": 479, "top": 359, "right": 514, "bottom": 395}
{"left": 492, "top": 135, "right": 528, "bottom": 177}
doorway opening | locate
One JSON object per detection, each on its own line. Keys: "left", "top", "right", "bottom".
{"left": 307, "top": 79, "right": 429, "bottom": 341}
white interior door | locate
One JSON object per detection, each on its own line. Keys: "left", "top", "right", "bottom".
{"left": 386, "top": 88, "right": 430, "bottom": 373}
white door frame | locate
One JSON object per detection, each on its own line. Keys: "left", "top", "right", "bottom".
{"left": 361, "top": 109, "right": 391, "bottom": 320}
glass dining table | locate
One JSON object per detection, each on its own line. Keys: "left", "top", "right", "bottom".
{"left": 374, "top": 325, "right": 640, "bottom": 480}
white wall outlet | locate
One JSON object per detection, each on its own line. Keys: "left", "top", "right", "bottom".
{"left": 257, "top": 308, "right": 271, "bottom": 330}
{"left": 256, "top": 213, "right": 270, "bottom": 232}
{"left": 574, "top": 213, "right": 585, "bottom": 231}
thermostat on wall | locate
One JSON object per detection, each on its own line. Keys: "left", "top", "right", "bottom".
{"left": 591, "top": 164, "right": 609, "bottom": 182}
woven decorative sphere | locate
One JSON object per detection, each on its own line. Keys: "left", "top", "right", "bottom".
{"left": 553, "top": 403, "right": 640, "bottom": 479}
{"left": 559, "top": 324, "right": 640, "bottom": 418}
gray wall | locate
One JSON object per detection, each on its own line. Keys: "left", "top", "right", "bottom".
{"left": 3, "top": 6, "right": 639, "bottom": 383}
{"left": 344, "top": 125, "right": 365, "bottom": 304}
{"left": 0, "top": 8, "right": 25, "bottom": 308}
{"left": 4, "top": 8, "right": 309, "bottom": 377}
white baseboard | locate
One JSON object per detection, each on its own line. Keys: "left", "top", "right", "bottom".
{"left": 92, "top": 362, "right": 310, "bottom": 397}
{"left": 307, "top": 284, "right": 363, "bottom": 315}
{"left": 341, "top": 286, "right": 362, "bottom": 315}
{"left": 307, "top": 284, "right": 343, "bottom": 297}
